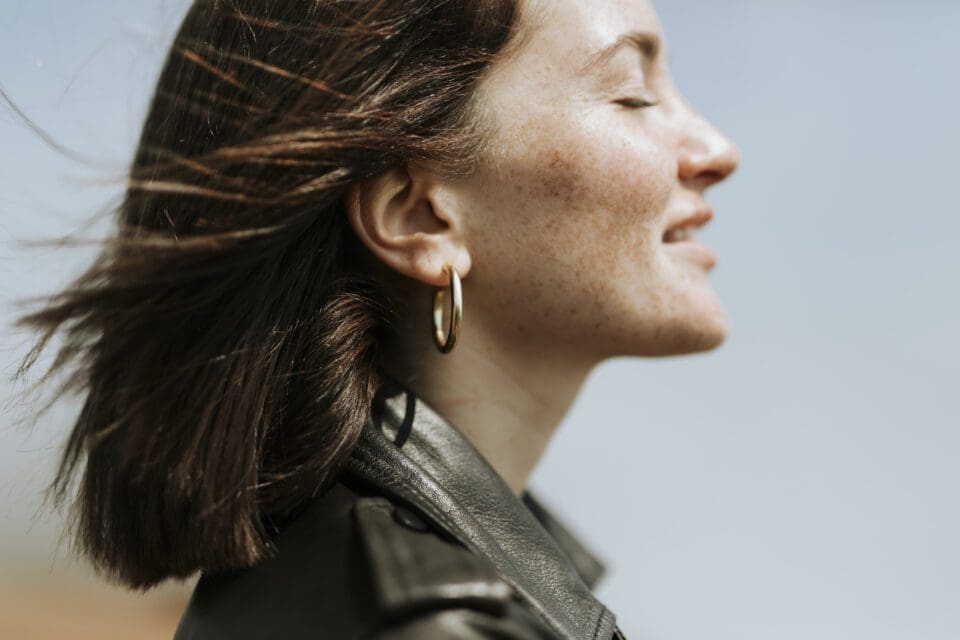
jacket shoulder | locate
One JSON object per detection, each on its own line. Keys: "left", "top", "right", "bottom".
{"left": 354, "top": 495, "right": 557, "bottom": 639}
{"left": 371, "top": 605, "right": 557, "bottom": 639}
{"left": 354, "top": 495, "right": 512, "bottom": 616}
{"left": 174, "top": 483, "right": 553, "bottom": 639}
{"left": 174, "top": 482, "right": 375, "bottom": 639}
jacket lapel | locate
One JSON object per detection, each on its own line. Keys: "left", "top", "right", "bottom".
{"left": 346, "top": 373, "right": 618, "bottom": 640}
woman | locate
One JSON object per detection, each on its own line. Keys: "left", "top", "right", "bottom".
{"left": 16, "top": 0, "right": 738, "bottom": 638}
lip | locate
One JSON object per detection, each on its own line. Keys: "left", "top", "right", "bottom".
{"left": 664, "top": 239, "right": 717, "bottom": 268}
{"left": 664, "top": 208, "right": 714, "bottom": 233}
{"left": 662, "top": 208, "right": 717, "bottom": 269}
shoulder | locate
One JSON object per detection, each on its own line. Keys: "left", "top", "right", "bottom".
{"left": 174, "top": 483, "right": 555, "bottom": 639}
{"left": 174, "top": 482, "right": 370, "bottom": 639}
{"left": 354, "top": 496, "right": 556, "bottom": 639}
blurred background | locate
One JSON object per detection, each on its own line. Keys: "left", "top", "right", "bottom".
{"left": 1, "top": 1, "right": 957, "bottom": 639}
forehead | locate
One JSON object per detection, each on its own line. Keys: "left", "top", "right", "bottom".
{"left": 518, "top": 0, "right": 664, "bottom": 74}
{"left": 479, "top": 0, "right": 665, "bottom": 109}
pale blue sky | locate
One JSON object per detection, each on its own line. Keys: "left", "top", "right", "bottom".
{"left": 1, "top": 2, "right": 958, "bottom": 639}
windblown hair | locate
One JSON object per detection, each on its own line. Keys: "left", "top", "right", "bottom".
{"left": 13, "top": 0, "right": 530, "bottom": 590}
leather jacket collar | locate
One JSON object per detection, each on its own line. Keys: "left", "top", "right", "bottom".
{"left": 345, "top": 373, "right": 619, "bottom": 640}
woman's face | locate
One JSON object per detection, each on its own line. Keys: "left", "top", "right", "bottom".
{"left": 443, "top": 0, "right": 740, "bottom": 361}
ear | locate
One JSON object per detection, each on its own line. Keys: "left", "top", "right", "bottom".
{"left": 342, "top": 161, "right": 472, "bottom": 288}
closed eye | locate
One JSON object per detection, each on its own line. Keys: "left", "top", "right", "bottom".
{"left": 615, "top": 97, "right": 660, "bottom": 109}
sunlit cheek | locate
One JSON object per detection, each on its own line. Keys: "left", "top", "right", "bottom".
{"left": 574, "top": 138, "right": 675, "bottom": 267}
{"left": 467, "top": 107, "right": 677, "bottom": 291}
{"left": 531, "top": 132, "right": 668, "bottom": 218}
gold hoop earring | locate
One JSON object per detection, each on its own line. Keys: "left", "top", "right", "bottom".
{"left": 432, "top": 263, "right": 462, "bottom": 354}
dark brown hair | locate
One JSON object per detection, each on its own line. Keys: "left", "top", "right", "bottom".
{"left": 13, "top": 0, "right": 533, "bottom": 590}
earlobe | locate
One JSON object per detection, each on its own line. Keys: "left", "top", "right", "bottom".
{"left": 341, "top": 164, "right": 471, "bottom": 289}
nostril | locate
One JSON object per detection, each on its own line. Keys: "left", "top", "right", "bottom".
{"left": 683, "top": 169, "right": 727, "bottom": 189}
{"left": 701, "top": 169, "right": 728, "bottom": 187}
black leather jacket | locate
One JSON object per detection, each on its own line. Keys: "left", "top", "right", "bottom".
{"left": 174, "top": 374, "right": 626, "bottom": 639}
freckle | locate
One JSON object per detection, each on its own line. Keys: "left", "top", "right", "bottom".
{"left": 536, "top": 149, "right": 580, "bottom": 203}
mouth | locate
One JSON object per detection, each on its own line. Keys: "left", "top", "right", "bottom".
{"left": 662, "top": 209, "right": 713, "bottom": 241}
{"left": 661, "top": 209, "right": 717, "bottom": 268}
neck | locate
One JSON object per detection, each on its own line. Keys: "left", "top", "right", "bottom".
{"left": 380, "top": 290, "right": 596, "bottom": 495}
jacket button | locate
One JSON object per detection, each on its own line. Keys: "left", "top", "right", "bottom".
{"left": 392, "top": 505, "right": 430, "bottom": 532}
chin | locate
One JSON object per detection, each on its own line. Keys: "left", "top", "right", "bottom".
{"left": 678, "top": 317, "right": 729, "bottom": 354}
{"left": 625, "top": 302, "right": 730, "bottom": 358}
{"left": 675, "top": 305, "right": 730, "bottom": 355}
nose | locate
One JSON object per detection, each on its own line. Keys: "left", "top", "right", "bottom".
{"left": 676, "top": 106, "right": 740, "bottom": 188}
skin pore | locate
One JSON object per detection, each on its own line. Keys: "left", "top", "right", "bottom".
{"left": 343, "top": 0, "right": 740, "bottom": 494}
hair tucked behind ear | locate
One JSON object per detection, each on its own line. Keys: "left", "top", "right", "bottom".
{"left": 12, "top": 0, "right": 532, "bottom": 590}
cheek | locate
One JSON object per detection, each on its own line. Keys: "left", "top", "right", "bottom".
{"left": 471, "top": 119, "right": 675, "bottom": 273}
{"left": 460, "top": 116, "right": 679, "bottom": 345}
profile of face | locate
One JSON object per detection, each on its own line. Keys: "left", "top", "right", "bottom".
{"left": 347, "top": 0, "right": 740, "bottom": 366}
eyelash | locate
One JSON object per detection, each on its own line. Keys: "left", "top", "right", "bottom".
{"left": 616, "top": 97, "right": 660, "bottom": 109}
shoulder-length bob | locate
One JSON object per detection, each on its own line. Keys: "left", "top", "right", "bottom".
{"left": 14, "top": 0, "right": 530, "bottom": 590}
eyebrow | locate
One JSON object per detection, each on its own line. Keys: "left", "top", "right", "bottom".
{"left": 577, "top": 30, "right": 662, "bottom": 76}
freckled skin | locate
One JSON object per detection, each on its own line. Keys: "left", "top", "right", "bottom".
{"left": 442, "top": 0, "right": 741, "bottom": 361}
{"left": 346, "top": 0, "right": 742, "bottom": 492}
